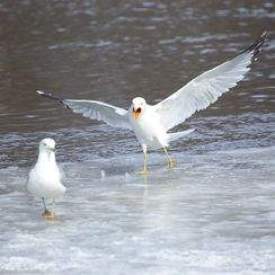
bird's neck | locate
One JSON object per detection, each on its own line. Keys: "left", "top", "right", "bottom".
{"left": 37, "top": 151, "right": 56, "bottom": 165}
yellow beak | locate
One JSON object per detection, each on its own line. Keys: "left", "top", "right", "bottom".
{"left": 132, "top": 107, "right": 142, "bottom": 120}
{"left": 132, "top": 110, "right": 140, "bottom": 120}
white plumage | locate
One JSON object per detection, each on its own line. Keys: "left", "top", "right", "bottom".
{"left": 36, "top": 32, "right": 266, "bottom": 174}
{"left": 27, "top": 138, "right": 66, "bottom": 218}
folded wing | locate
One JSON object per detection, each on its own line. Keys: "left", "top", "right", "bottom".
{"left": 36, "top": 90, "right": 131, "bottom": 129}
{"left": 154, "top": 32, "right": 267, "bottom": 131}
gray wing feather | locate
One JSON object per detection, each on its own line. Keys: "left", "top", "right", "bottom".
{"left": 63, "top": 99, "right": 131, "bottom": 129}
{"left": 36, "top": 90, "right": 131, "bottom": 129}
{"left": 154, "top": 32, "right": 267, "bottom": 131}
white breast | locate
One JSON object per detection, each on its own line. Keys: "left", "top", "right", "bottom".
{"left": 27, "top": 154, "right": 65, "bottom": 200}
{"left": 129, "top": 107, "right": 168, "bottom": 148}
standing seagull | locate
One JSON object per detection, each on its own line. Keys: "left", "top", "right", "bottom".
{"left": 37, "top": 32, "right": 267, "bottom": 175}
{"left": 27, "top": 138, "right": 66, "bottom": 219}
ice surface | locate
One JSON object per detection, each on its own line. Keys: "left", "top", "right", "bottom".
{"left": 0, "top": 1, "right": 274, "bottom": 274}
{"left": 1, "top": 146, "right": 275, "bottom": 275}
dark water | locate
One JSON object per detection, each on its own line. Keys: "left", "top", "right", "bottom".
{"left": 0, "top": 0, "right": 274, "bottom": 167}
{"left": 1, "top": 1, "right": 275, "bottom": 274}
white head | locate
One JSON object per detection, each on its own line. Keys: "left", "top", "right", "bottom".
{"left": 39, "top": 138, "right": 56, "bottom": 153}
{"left": 131, "top": 97, "right": 147, "bottom": 120}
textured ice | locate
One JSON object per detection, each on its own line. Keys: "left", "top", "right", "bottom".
{"left": 0, "top": 146, "right": 275, "bottom": 274}
{"left": 0, "top": 1, "right": 274, "bottom": 274}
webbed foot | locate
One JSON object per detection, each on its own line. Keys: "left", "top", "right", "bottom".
{"left": 167, "top": 158, "right": 177, "bottom": 169}
{"left": 138, "top": 167, "right": 149, "bottom": 176}
{"left": 42, "top": 209, "right": 56, "bottom": 220}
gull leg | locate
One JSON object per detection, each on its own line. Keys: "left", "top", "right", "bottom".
{"left": 51, "top": 199, "right": 56, "bottom": 216}
{"left": 42, "top": 197, "right": 50, "bottom": 214}
{"left": 139, "top": 144, "right": 149, "bottom": 176}
{"left": 41, "top": 197, "right": 55, "bottom": 220}
{"left": 163, "top": 147, "right": 176, "bottom": 168}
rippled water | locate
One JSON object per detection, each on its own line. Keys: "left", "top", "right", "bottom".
{"left": 0, "top": 1, "right": 275, "bottom": 274}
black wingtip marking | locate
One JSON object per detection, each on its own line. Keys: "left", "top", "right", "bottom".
{"left": 240, "top": 31, "right": 267, "bottom": 57}
{"left": 36, "top": 90, "right": 71, "bottom": 110}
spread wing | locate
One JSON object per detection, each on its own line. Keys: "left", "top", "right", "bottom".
{"left": 154, "top": 32, "right": 267, "bottom": 131}
{"left": 36, "top": 90, "right": 131, "bottom": 129}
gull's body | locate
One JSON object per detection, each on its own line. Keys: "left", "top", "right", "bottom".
{"left": 129, "top": 101, "right": 167, "bottom": 149}
{"left": 27, "top": 138, "right": 66, "bottom": 218}
{"left": 36, "top": 32, "right": 267, "bottom": 174}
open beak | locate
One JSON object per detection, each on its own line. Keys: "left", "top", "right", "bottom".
{"left": 132, "top": 107, "right": 142, "bottom": 120}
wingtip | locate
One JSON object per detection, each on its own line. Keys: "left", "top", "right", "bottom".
{"left": 242, "top": 31, "right": 268, "bottom": 56}
{"left": 259, "top": 30, "right": 268, "bottom": 45}
{"left": 35, "top": 89, "right": 65, "bottom": 105}
{"left": 261, "top": 30, "right": 268, "bottom": 38}
{"left": 36, "top": 90, "right": 45, "bottom": 95}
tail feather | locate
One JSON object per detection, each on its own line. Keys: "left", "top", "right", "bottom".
{"left": 168, "top": 129, "right": 195, "bottom": 143}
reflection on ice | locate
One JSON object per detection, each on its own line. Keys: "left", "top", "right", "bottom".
{"left": 0, "top": 146, "right": 275, "bottom": 274}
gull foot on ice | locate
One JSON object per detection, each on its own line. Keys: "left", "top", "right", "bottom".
{"left": 42, "top": 210, "right": 56, "bottom": 220}
{"left": 168, "top": 158, "right": 177, "bottom": 169}
{"left": 138, "top": 168, "right": 149, "bottom": 176}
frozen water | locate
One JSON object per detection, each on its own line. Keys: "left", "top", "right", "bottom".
{"left": 1, "top": 146, "right": 275, "bottom": 274}
{"left": 1, "top": 0, "right": 275, "bottom": 274}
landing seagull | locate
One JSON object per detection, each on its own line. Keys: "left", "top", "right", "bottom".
{"left": 27, "top": 138, "right": 66, "bottom": 219}
{"left": 36, "top": 32, "right": 267, "bottom": 175}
